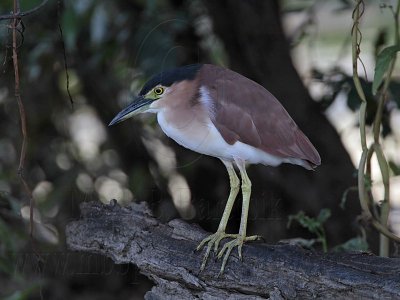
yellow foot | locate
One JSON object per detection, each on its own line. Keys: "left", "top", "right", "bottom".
{"left": 196, "top": 231, "right": 237, "bottom": 272}
{"left": 196, "top": 231, "right": 261, "bottom": 275}
{"left": 216, "top": 235, "right": 260, "bottom": 276}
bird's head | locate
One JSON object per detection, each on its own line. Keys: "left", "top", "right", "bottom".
{"left": 108, "top": 64, "right": 202, "bottom": 126}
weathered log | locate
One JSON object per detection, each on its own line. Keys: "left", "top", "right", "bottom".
{"left": 66, "top": 201, "right": 400, "bottom": 299}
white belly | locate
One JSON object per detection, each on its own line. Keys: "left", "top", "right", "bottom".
{"left": 157, "top": 111, "right": 286, "bottom": 166}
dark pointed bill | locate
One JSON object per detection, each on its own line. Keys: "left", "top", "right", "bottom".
{"left": 108, "top": 96, "right": 152, "bottom": 126}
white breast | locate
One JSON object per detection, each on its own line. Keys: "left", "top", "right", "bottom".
{"left": 156, "top": 110, "right": 287, "bottom": 167}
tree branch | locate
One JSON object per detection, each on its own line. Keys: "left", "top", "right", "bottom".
{"left": 66, "top": 201, "right": 400, "bottom": 299}
{"left": 0, "top": 0, "right": 49, "bottom": 21}
{"left": 10, "top": 0, "right": 36, "bottom": 237}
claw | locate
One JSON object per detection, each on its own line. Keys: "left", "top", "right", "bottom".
{"left": 238, "top": 244, "right": 243, "bottom": 261}
{"left": 218, "top": 247, "right": 233, "bottom": 276}
{"left": 217, "top": 238, "right": 239, "bottom": 275}
{"left": 197, "top": 232, "right": 262, "bottom": 275}
{"left": 197, "top": 231, "right": 234, "bottom": 272}
{"left": 199, "top": 241, "right": 213, "bottom": 272}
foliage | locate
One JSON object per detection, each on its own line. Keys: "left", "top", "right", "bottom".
{"left": 314, "top": 68, "right": 397, "bottom": 137}
{"left": 351, "top": 0, "right": 400, "bottom": 256}
{"left": 373, "top": 45, "right": 400, "bottom": 94}
{"left": 333, "top": 236, "right": 369, "bottom": 252}
{"left": 287, "top": 209, "right": 331, "bottom": 252}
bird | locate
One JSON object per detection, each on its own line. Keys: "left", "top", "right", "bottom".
{"left": 109, "top": 64, "right": 321, "bottom": 275}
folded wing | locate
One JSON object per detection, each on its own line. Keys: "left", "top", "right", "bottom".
{"left": 199, "top": 65, "right": 321, "bottom": 167}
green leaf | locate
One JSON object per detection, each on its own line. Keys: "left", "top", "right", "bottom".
{"left": 373, "top": 45, "right": 400, "bottom": 95}
{"left": 287, "top": 210, "right": 329, "bottom": 252}
{"left": 317, "top": 208, "right": 331, "bottom": 223}
{"left": 333, "top": 236, "right": 369, "bottom": 252}
{"left": 288, "top": 210, "right": 329, "bottom": 234}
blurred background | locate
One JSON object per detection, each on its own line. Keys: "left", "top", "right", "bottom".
{"left": 1, "top": 0, "right": 400, "bottom": 299}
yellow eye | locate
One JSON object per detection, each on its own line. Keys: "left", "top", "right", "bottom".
{"left": 154, "top": 87, "right": 164, "bottom": 96}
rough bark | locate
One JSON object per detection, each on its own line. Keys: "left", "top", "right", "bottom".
{"left": 66, "top": 201, "right": 400, "bottom": 299}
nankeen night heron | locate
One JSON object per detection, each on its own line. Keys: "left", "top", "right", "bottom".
{"left": 109, "top": 64, "right": 321, "bottom": 275}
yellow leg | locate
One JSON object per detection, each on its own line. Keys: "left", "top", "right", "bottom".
{"left": 218, "top": 160, "right": 240, "bottom": 232}
{"left": 217, "top": 158, "right": 260, "bottom": 275}
{"left": 196, "top": 160, "right": 240, "bottom": 271}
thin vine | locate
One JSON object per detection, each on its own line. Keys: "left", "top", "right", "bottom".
{"left": 351, "top": 0, "right": 400, "bottom": 256}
